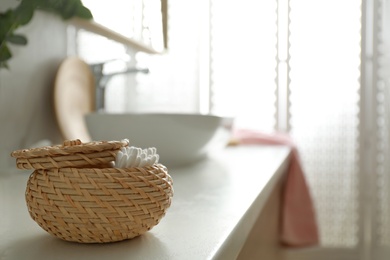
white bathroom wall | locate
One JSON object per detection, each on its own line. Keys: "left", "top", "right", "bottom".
{"left": 0, "top": 1, "right": 68, "bottom": 169}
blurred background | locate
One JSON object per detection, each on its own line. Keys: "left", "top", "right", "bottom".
{"left": 1, "top": 0, "right": 390, "bottom": 259}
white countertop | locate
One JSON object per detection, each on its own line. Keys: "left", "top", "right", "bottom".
{"left": 0, "top": 145, "right": 290, "bottom": 260}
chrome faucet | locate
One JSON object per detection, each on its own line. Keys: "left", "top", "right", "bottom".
{"left": 90, "top": 60, "right": 149, "bottom": 112}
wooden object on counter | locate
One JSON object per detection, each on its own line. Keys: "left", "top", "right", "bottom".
{"left": 53, "top": 57, "right": 95, "bottom": 142}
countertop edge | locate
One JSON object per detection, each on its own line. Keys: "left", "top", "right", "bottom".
{"left": 212, "top": 147, "right": 291, "bottom": 260}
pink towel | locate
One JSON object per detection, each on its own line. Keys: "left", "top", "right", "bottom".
{"left": 233, "top": 129, "right": 319, "bottom": 247}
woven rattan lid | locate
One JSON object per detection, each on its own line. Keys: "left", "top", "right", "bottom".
{"left": 11, "top": 139, "right": 129, "bottom": 170}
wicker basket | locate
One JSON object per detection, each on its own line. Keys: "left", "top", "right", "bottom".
{"left": 11, "top": 139, "right": 128, "bottom": 170}
{"left": 11, "top": 140, "right": 174, "bottom": 243}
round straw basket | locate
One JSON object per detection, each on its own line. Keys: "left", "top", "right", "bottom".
{"left": 26, "top": 164, "right": 173, "bottom": 243}
{"left": 12, "top": 139, "right": 174, "bottom": 243}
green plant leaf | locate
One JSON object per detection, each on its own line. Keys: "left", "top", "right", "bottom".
{"left": 7, "top": 34, "right": 28, "bottom": 45}
{"left": 0, "top": 0, "right": 93, "bottom": 70}
{"left": 0, "top": 62, "right": 9, "bottom": 69}
{"left": 37, "top": 0, "right": 93, "bottom": 20}
{"left": 60, "top": 1, "right": 79, "bottom": 20}
{"left": 0, "top": 10, "right": 16, "bottom": 39}
{"left": 14, "top": 1, "right": 35, "bottom": 25}
{"left": 0, "top": 44, "right": 12, "bottom": 62}
{"left": 75, "top": 4, "right": 93, "bottom": 20}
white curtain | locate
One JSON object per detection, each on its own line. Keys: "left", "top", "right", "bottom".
{"left": 76, "top": 0, "right": 390, "bottom": 258}
{"left": 210, "top": 0, "right": 361, "bottom": 249}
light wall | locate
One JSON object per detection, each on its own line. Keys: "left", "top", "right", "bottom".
{"left": 0, "top": 2, "right": 68, "bottom": 169}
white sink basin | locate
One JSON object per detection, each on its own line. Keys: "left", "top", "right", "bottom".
{"left": 85, "top": 113, "right": 233, "bottom": 167}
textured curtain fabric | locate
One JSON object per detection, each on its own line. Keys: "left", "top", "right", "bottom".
{"left": 233, "top": 129, "right": 319, "bottom": 247}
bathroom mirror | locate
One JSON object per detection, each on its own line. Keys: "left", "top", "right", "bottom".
{"left": 70, "top": 0, "right": 167, "bottom": 54}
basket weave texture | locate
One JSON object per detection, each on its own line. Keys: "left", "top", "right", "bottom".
{"left": 11, "top": 139, "right": 128, "bottom": 170}
{"left": 26, "top": 164, "right": 173, "bottom": 243}
{"left": 12, "top": 139, "right": 173, "bottom": 243}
